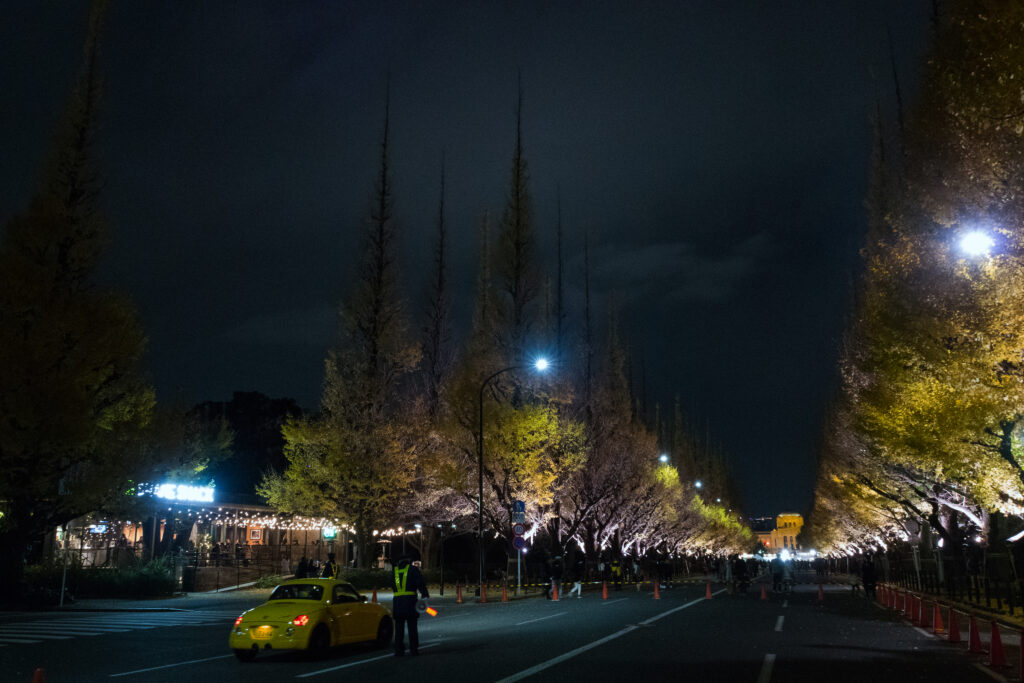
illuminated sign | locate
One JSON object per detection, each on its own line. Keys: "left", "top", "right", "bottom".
{"left": 150, "top": 483, "right": 215, "bottom": 503}
{"left": 322, "top": 526, "right": 337, "bottom": 539}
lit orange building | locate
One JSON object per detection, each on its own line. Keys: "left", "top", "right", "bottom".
{"left": 755, "top": 512, "right": 803, "bottom": 552}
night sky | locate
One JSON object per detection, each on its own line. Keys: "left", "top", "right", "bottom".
{"left": 2, "top": 1, "right": 934, "bottom": 516}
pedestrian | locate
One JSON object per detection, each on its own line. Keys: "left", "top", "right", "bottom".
{"left": 549, "top": 555, "right": 564, "bottom": 599}
{"left": 392, "top": 553, "right": 430, "bottom": 657}
{"left": 771, "top": 556, "right": 783, "bottom": 592}
{"left": 611, "top": 558, "right": 623, "bottom": 591}
{"left": 862, "top": 556, "right": 877, "bottom": 600}
{"left": 295, "top": 556, "right": 309, "bottom": 578}
{"left": 321, "top": 552, "right": 339, "bottom": 578}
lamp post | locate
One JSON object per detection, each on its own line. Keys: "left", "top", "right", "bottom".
{"left": 477, "top": 357, "right": 549, "bottom": 596}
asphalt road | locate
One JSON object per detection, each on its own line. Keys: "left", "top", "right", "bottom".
{"left": 0, "top": 581, "right": 1004, "bottom": 683}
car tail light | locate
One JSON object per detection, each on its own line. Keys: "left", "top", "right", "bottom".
{"left": 234, "top": 615, "right": 244, "bottom": 627}
{"left": 292, "top": 615, "right": 309, "bottom": 626}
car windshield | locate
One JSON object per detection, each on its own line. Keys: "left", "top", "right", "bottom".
{"left": 269, "top": 584, "right": 324, "bottom": 601}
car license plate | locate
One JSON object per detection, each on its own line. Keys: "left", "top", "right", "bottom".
{"left": 253, "top": 625, "right": 274, "bottom": 640}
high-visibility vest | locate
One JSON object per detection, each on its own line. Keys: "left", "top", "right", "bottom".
{"left": 394, "top": 566, "right": 415, "bottom": 596}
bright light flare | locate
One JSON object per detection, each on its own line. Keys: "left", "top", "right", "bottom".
{"left": 534, "top": 357, "right": 549, "bottom": 371}
{"left": 694, "top": 480, "right": 703, "bottom": 489}
{"left": 425, "top": 606, "right": 438, "bottom": 617}
{"left": 960, "top": 231, "right": 994, "bottom": 257}
{"left": 659, "top": 454, "right": 669, "bottom": 463}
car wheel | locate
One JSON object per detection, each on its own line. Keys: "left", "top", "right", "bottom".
{"left": 376, "top": 616, "right": 393, "bottom": 648}
{"left": 233, "top": 648, "right": 257, "bottom": 662}
{"left": 309, "top": 624, "right": 331, "bottom": 653}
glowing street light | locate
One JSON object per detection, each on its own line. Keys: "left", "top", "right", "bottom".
{"left": 476, "top": 356, "right": 550, "bottom": 595}
{"left": 960, "top": 230, "right": 995, "bottom": 257}
{"left": 694, "top": 480, "right": 703, "bottom": 489}
{"left": 659, "top": 453, "right": 669, "bottom": 463}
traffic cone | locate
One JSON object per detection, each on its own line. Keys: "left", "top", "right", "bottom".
{"left": 1018, "top": 631, "right": 1024, "bottom": 677}
{"left": 32, "top": 670, "right": 45, "bottom": 683}
{"left": 932, "top": 602, "right": 945, "bottom": 635}
{"left": 456, "top": 582, "right": 463, "bottom": 604}
{"left": 948, "top": 608, "right": 960, "bottom": 643}
{"left": 989, "top": 620, "right": 1006, "bottom": 667}
{"left": 705, "top": 581, "right": 713, "bottom": 599}
{"left": 602, "top": 581, "right": 608, "bottom": 599}
{"left": 653, "top": 582, "right": 660, "bottom": 600}
{"left": 502, "top": 582, "right": 508, "bottom": 602}
{"left": 372, "top": 587, "right": 378, "bottom": 604}
{"left": 481, "top": 583, "right": 487, "bottom": 603}
{"left": 969, "top": 614, "right": 985, "bottom": 654}
{"left": 817, "top": 583, "right": 824, "bottom": 604}
{"left": 760, "top": 583, "right": 767, "bottom": 601}
{"left": 552, "top": 583, "right": 559, "bottom": 602}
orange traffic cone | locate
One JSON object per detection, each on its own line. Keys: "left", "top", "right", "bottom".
{"left": 990, "top": 620, "right": 1006, "bottom": 667}
{"left": 948, "top": 608, "right": 960, "bottom": 643}
{"left": 32, "top": 670, "right": 45, "bottom": 683}
{"left": 502, "top": 582, "right": 509, "bottom": 602}
{"left": 817, "top": 583, "right": 824, "bottom": 604}
{"left": 552, "top": 583, "right": 559, "bottom": 602}
{"left": 653, "top": 582, "right": 660, "bottom": 600}
{"left": 706, "top": 581, "right": 713, "bottom": 599}
{"left": 481, "top": 583, "right": 487, "bottom": 603}
{"left": 760, "top": 584, "right": 767, "bottom": 601}
{"left": 372, "top": 587, "right": 378, "bottom": 604}
{"left": 932, "top": 602, "right": 945, "bottom": 635}
{"left": 1019, "top": 631, "right": 1024, "bottom": 676}
{"left": 456, "top": 582, "right": 463, "bottom": 604}
{"left": 602, "top": 581, "right": 608, "bottom": 599}
{"left": 969, "top": 614, "right": 985, "bottom": 654}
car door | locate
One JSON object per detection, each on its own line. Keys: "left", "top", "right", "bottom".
{"left": 328, "top": 583, "right": 362, "bottom": 643}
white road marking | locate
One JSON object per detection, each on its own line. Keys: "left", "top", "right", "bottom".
{"left": 296, "top": 642, "right": 440, "bottom": 678}
{"left": 498, "top": 593, "right": 714, "bottom": 682}
{"left": 109, "top": 654, "right": 234, "bottom": 677}
{"left": 600, "top": 598, "right": 629, "bottom": 606}
{"left": 0, "top": 636, "right": 43, "bottom": 644}
{"left": 0, "top": 632, "right": 72, "bottom": 640}
{"left": 774, "top": 616, "right": 784, "bottom": 632}
{"left": 756, "top": 653, "right": 776, "bottom": 683}
{"left": 912, "top": 627, "right": 939, "bottom": 640}
{"left": 973, "top": 663, "right": 1008, "bottom": 683}
{"left": 782, "top": 600, "right": 788, "bottom": 608}
{"left": 515, "top": 612, "right": 566, "bottom": 626}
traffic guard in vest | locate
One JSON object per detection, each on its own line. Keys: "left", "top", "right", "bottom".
{"left": 392, "top": 554, "right": 430, "bottom": 656}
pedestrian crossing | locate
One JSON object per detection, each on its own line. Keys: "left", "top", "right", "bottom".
{"left": 0, "top": 610, "right": 241, "bottom": 646}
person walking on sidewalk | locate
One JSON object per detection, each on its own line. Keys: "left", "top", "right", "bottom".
{"left": 392, "top": 554, "right": 430, "bottom": 656}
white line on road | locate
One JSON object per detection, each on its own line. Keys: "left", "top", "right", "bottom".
{"left": 756, "top": 653, "right": 776, "bottom": 683}
{"left": 774, "top": 616, "right": 784, "bottom": 632}
{"left": 782, "top": 600, "right": 788, "bottom": 608}
{"left": 498, "top": 593, "right": 715, "bottom": 682}
{"left": 109, "top": 654, "right": 234, "bottom": 677}
{"left": 296, "top": 642, "right": 440, "bottom": 678}
{"left": 515, "top": 612, "right": 566, "bottom": 626}
{"left": 973, "top": 662, "right": 1009, "bottom": 683}
{"left": 600, "top": 598, "right": 629, "bottom": 606}
{"left": 0, "top": 636, "right": 43, "bottom": 644}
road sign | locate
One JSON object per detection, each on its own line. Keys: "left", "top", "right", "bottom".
{"left": 512, "top": 512, "right": 526, "bottom": 524}
{"left": 513, "top": 500, "right": 526, "bottom": 513}
{"left": 513, "top": 523, "right": 526, "bottom": 536}
{"left": 513, "top": 536, "right": 526, "bottom": 550}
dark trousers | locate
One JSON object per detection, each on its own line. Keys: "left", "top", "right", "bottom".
{"left": 394, "top": 614, "right": 419, "bottom": 654}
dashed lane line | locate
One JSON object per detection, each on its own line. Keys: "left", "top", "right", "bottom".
{"left": 599, "top": 598, "right": 629, "bottom": 606}
{"left": 296, "top": 642, "right": 440, "bottom": 678}
{"left": 756, "top": 654, "right": 776, "bottom": 683}
{"left": 774, "top": 616, "right": 784, "bottom": 632}
{"left": 497, "top": 592, "right": 720, "bottom": 682}
{"left": 109, "top": 654, "right": 234, "bottom": 677}
{"left": 515, "top": 612, "right": 566, "bottom": 626}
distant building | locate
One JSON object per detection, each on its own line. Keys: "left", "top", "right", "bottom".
{"left": 754, "top": 512, "right": 803, "bottom": 552}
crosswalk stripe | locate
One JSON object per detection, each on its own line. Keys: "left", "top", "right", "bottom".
{"left": 0, "top": 637, "right": 43, "bottom": 643}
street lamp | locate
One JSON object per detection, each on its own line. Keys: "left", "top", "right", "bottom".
{"left": 477, "top": 357, "right": 550, "bottom": 595}
{"left": 659, "top": 453, "right": 669, "bottom": 463}
{"left": 694, "top": 480, "right": 703, "bottom": 489}
{"left": 960, "top": 230, "right": 995, "bottom": 257}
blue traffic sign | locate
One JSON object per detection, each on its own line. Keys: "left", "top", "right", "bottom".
{"left": 513, "top": 536, "right": 526, "bottom": 550}
{"left": 513, "top": 500, "right": 526, "bottom": 513}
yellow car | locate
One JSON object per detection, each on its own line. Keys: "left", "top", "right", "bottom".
{"left": 229, "top": 578, "right": 393, "bottom": 661}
